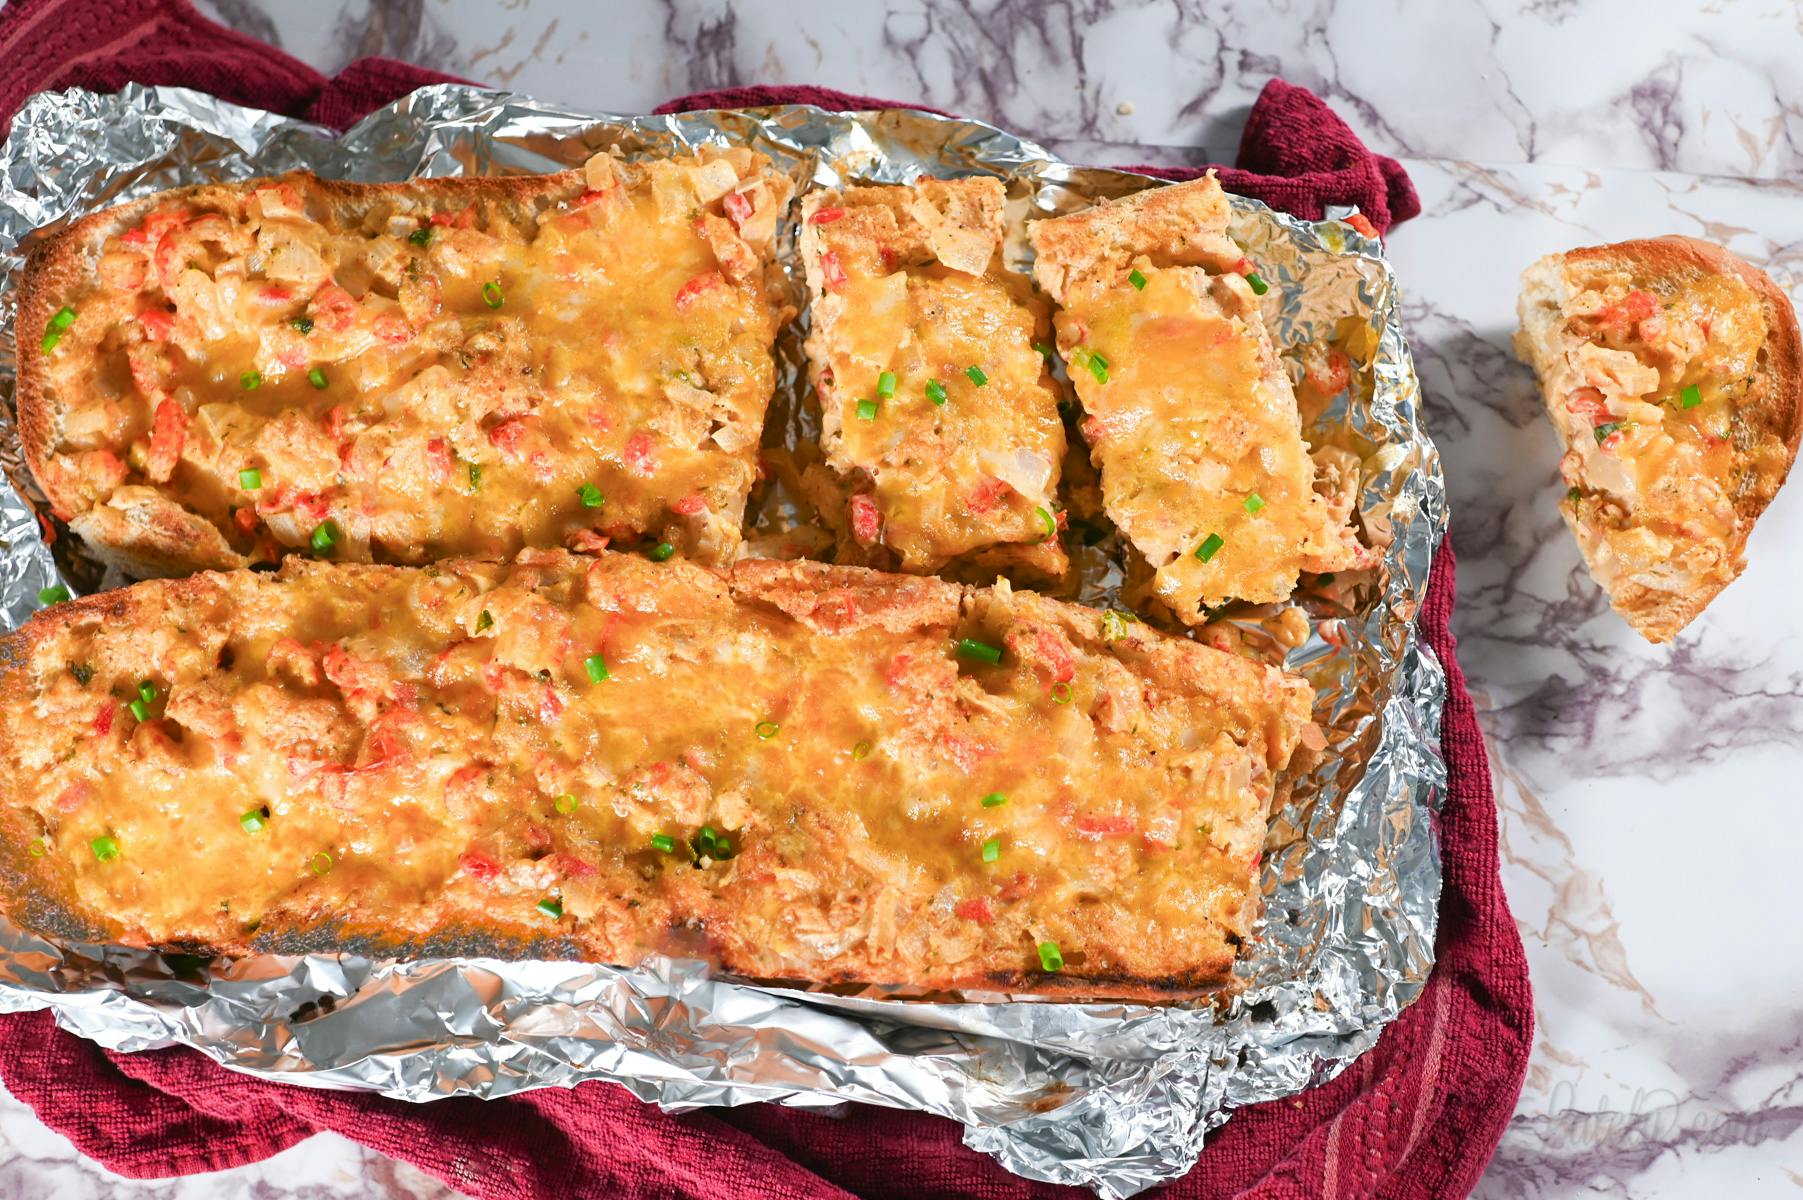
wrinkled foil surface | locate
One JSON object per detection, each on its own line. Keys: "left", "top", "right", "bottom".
{"left": 0, "top": 84, "right": 1447, "bottom": 1197}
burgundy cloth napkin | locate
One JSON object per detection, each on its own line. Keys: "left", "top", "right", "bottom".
{"left": 0, "top": 2, "right": 1525, "bottom": 1196}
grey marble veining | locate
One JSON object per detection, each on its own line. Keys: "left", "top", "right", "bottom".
{"left": 6, "top": 1, "right": 1802, "bottom": 1197}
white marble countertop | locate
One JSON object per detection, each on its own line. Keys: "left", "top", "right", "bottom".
{"left": 6, "top": 1, "right": 1801, "bottom": 1196}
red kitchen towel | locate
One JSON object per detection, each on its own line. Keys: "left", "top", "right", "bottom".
{"left": 0, "top": 2, "right": 1522, "bottom": 1197}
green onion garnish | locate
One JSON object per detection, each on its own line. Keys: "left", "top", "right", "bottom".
{"left": 28, "top": 838, "right": 47, "bottom": 858}
{"left": 1128, "top": 268, "right": 1147, "bottom": 290}
{"left": 1034, "top": 505, "right": 1056, "bottom": 541}
{"left": 309, "top": 851, "right": 333, "bottom": 876}
{"left": 239, "top": 467, "right": 262, "bottom": 490}
{"left": 965, "top": 365, "right": 988, "bottom": 387}
{"left": 956, "top": 638, "right": 1002, "bottom": 665}
{"left": 1101, "top": 609, "right": 1136, "bottom": 640}
{"left": 695, "top": 825, "right": 734, "bottom": 860}
{"left": 981, "top": 792, "right": 1008, "bottom": 808}
{"left": 925, "top": 380, "right": 948, "bottom": 406}
{"left": 584, "top": 654, "right": 610, "bottom": 683}
{"left": 128, "top": 698, "right": 149, "bottom": 722}
{"left": 1195, "top": 532, "right": 1224, "bottom": 563}
{"left": 240, "top": 808, "right": 267, "bottom": 833}
{"left": 536, "top": 897, "right": 563, "bottom": 919}
{"left": 1593, "top": 422, "right": 1622, "bottom": 446}
{"left": 307, "top": 367, "right": 328, "bottom": 389}
{"left": 475, "top": 609, "right": 494, "bottom": 633}
{"left": 309, "top": 519, "right": 340, "bottom": 557}
{"left": 138, "top": 681, "right": 157, "bottom": 706}
{"left": 650, "top": 833, "right": 676, "bottom": 854}
{"left": 649, "top": 541, "right": 676, "bottom": 562}
{"left": 1243, "top": 492, "right": 1266, "bottom": 514}
{"left": 856, "top": 399, "right": 879, "bottom": 421}
{"left": 555, "top": 793, "right": 578, "bottom": 815}
{"left": 290, "top": 316, "right": 314, "bottom": 334}
{"left": 40, "top": 332, "right": 62, "bottom": 353}
{"left": 49, "top": 306, "right": 76, "bottom": 332}
{"left": 37, "top": 583, "right": 70, "bottom": 606}
{"left": 1036, "top": 940, "right": 1064, "bottom": 972}
{"left": 409, "top": 227, "right": 433, "bottom": 247}
{"left": 1679, "top": 384, "right": 1702, "bottom": 409}
{"left": 981, "top": 837, "right": 1001, "bottom": 863}
{"left": 1566, "top": 486, "right": 1582, "bottom": 503}
{"left": 467, "top": 462, "right": 482, "bottom": 492}
{"left": 1032, "top": 341, "right": 1054, "bottom": 358}
{"left": 1245, "top": 272, "right": 1269, "bottom": 296}
{"left": 1075, "top": 348, "right": 1110, "bottom": 384}
{"left": 876, "top": 371, "right": 897, "bottom": 398}
{"left": 1051, "top": 681, "right": 1072, "bottom": 704}
{"left": 578, "top": 483, "right": 605, "bottom": 509}
{"left": 240, "top": 369, "right": 262, "bottom": 390}
{"left": 755, "top": 720, "right": 780, "bottom": 740}
{"left": 482, "top": 281, "right": 504, "bottom": 309}
{"left": 90, "top": 836, "right": 120, "bottom": 863}
{"left": 852, "top": 740, "right": 873, "bottom": 760}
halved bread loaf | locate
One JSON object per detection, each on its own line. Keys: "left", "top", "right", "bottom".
{"left": 1514, "top": 236, "right": 1801, "bottom": 642}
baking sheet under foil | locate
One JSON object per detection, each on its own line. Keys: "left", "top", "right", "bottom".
{"left": 0, "top": 84, "right": 1447, "bottom": 1197}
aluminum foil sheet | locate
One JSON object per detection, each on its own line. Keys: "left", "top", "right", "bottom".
{"left": 0, "top": 83, "right": 1447, "bottom": 1197}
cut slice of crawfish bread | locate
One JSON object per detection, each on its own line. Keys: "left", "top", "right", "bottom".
{"left": 1514, "top": 235, "right": 1801, "bottom": 643}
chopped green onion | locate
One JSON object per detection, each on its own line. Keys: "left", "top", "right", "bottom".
{"left": 876, "top": 370, "right": 897, "bottom": 398}
{"left": 128, "top": 698, "right": 149, "bottom": 722}
{"left": 1128, "top": 268, "right": 1147, "bottom": 291}
{"left": 239, "top": 467, "right": 263, "bottom": 490}
{"left": 1679, "top": 384, "right": 1702, "bottom": 409}
{"left": 650, "top": 833, "right": 676, "bottom": 854}
{"left": 482, "top": 281, "right": 504, "bottom": 309}
{"left": 240, "top": 807, "right": 268, "bottom": 833}
{"left": 309, "top": 851, "right": 333, "bottom": 876}
{"left": 964, "top": 365, "right": 989, "bottom": 387}
{"left": 1032, "top": 341, "right": 1054, "bottom": 358}
{"left": 1036, "top": 940, "right": 1064, "bottom": 972}
{"left": 1194, "top": 532, "right": 1224, "bottom": 563}
{"left": 290, "top": 316, "right": 314, "bottom": 334}
{"left": 37, "top": 583, "right": 70, "bottom": 606}
{"left": 955, "top": 638, "right": 1002, "bottom": 665}
{"left": 584, "top": 654, "right": 610, "bottom": 683}
{"left": 536, "top": 897, "right": 563, "bottom": 919}
{"left": 475, "top": 609, "right": 494, "bottom": 633}
{"left": 1075, "top": 348, "right": 1110, "bottom": 384}
{"left": 695, "top": 824, "right": 735, "bottom": 861}
{"left": 755, "top": 720, "right": 780, "bottom": 740}
{"left": 981, "top": 837, "right": 1001, "bottom": 863}
{"left": 1566, "top": 486, "right": 1582, "bottom": 503}
{"left": 467, "top": 462, "right": 483, "bottom": 492}
{"left": 1593, "top": 422, "right": 1622, "bottom": 446}
{"left": 28, "top": 838, "right": 47, "bottom": 859}
{"left": 555, "top": 793, "right": 578, "bottom": 815}
{"left": 852, "top": 739, "right": 873, "bottom": 760}
{"left": 48, "top": 306, "right": 76, "bottom": 332}
{"left": 856, "top": 399, "right": 879, "bottom": 421}
{"left": 40, "top": 331, "right": 61, "bottom": 353}
{"left": 138, "top": 680, "right": 157, "bottom": 706}
{"left": 649, "top": 541, "right": 676, "bottom": 562}
{"left": 90, "top": 836, "right": 120, "bottom": 863}
{"left": 1034, "top": 505, "right": 1057, "bottom": 541}
{"left": 578, "top": 482, "right": 605, "bottom": 509}
{"left": 981, "top": 792, "right": 1008, "bottom": 808}
{"left": 1243, "top": 492, "right": 1266, "bottom": 514}
{"left": 925, "top": 380, "right": 948, "bottom": 406}
{"left": 1051, "top": 681, "right": 1072, "bottom": 704}
{"left": 1101, "top": 609, "right": 1137, "bottom": 640}
{"left": 307, "top": 367, "right": 328, "bottom": 389}
{"left": 409, "top": 227, "right": 433, "bottom": 247}
{"left": 1245, "top": 271, "right": 1269, "bottom": 296}
{"left": 309, "top": 519, "right": 340, "bottom": 557}
{"left": 240, "top": 369, "right": 262, "bottom": 390}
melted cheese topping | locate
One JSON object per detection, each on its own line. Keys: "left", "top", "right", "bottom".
{"left": 799, "top": 182, "right": 1067, "bottom": 575}
{"left": 33, "top": 151, "right": 793, "bottom": 568}
{"left": 0, "top": 551, "right": 1312, "bottom": 996}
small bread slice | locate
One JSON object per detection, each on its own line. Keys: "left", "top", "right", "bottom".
{"left": 1514, "top": 236, "right": 1801, "bottom": 642}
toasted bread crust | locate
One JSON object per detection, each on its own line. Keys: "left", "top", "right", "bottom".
{"left": 1515, "top": 235, "right": 1801, "bottom": 642}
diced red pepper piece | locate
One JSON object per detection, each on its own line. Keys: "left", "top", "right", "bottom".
{"left": 954, "top": 897, "right": 994, "bottom": 925}
{"left": 809, "top": 206, "right": 847, "bottom": 225}
{"left": 458, "top": 850, "right": 502, "bottom": 882}
{"left": 819, "top": 249, "right": 848, "bottom": 292}
{"left": 674, "top": 272, "right": 722, "bottom": 309}
{"left": 671, "top": 493, "right": 707, "bottom": 517}
{"left": 723, "top": 190, "right": 754, "bottom": 227}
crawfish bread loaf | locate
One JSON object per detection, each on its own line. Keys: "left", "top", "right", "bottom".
{"left": 797, "top": 178, "right": 1068, "bottom": 581}
{"left": 1515, "top": 236, "right": 1801, "bottom": 642}
{"left": 1028, "top": 171, "right": 1370, "bottom": 623}
{"left": 0, "top": 550, "right": 1317, "bottom": 1000}
{"left": 16, "top": 150, "right": 795, "bottom": 577}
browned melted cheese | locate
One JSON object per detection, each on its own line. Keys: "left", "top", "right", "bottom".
{"left": 798, "top": 180, "right": 1067, "bottom": 578}
{"left": 1028, "top": 174, "right": 1367, "bottom": 620}
{"left": 0, "top": 551, "right": 1314, "bottom": 998}
{"left": 29, "top": 151, "right": 794, "bottom": 569}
